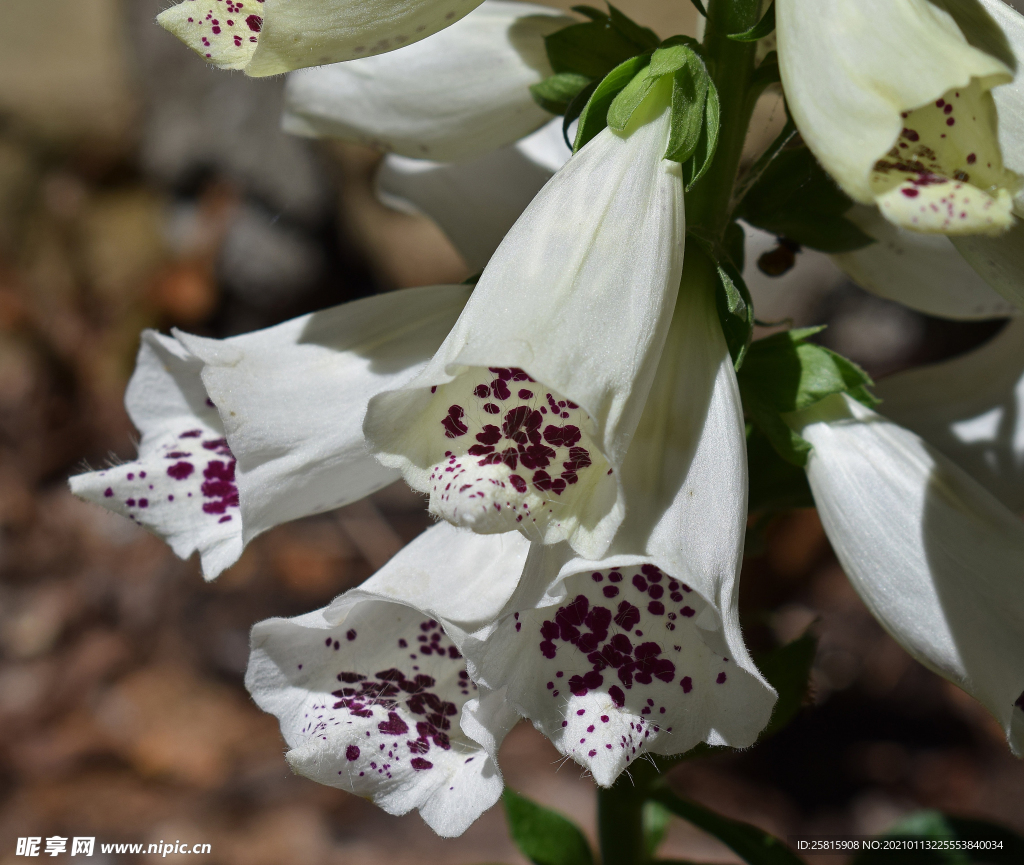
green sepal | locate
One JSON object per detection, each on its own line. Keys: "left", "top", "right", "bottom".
{"left": 574, "top": 53, "right": 651, "bottom": 151}
{"left": 503, "top": 788, "right": 595, "bottom": 865}
{"left": 649, "top": 789, "right": 806, "bottom": 865}
{"left": 530, "top": 71, "right": 594, "bottom": 115}
{"left": 607, "top": 64, "right": 662, "bottom": 130}
{"left": 735, "top": 126, "right": 873, "bottom": 253}
{"left": 738, "top": 328, "right": 876, "bottom": 465}
{"left": 689, "top": 0, "right": 707, "bottom": 17}
{"left": 562, "top": 79, "right": 600, "bottom": 148}
{"left": 681, "top": 77, "right": 720, "bottom": 189}
{"left": 852, "top": 810, "right": 1024, "bottom": 865}
{"left": 664, "top": 52, "right": 710, "bottom": 163}
{"left": 544, "top": 5, "right": 657, "bottom": 79}
{"left": 728, "top": 1, "right": 775, "bottom": 41}
{"left": 752, "top": 632, "right": 817, "bottom": 740}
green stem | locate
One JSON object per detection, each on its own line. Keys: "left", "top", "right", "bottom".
{"left": 598, "top": 760, "right": 660, "bottom": 864}
{"left": 686, "top": 0, "right": 764, "bottom": 242}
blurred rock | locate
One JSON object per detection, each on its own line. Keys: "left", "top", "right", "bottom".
{"left": 0, "top": 0, "right": 138, "bottom": 148}
{"left": 95, "top": 663, "right": 278, "bottom": 789}
{"left": 219, "top": 203, "right": 326, "bottom": 310}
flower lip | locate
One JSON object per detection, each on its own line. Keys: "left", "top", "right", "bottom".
{"left": 365, "top": 85, "right": 685, "bottom": 559}
{"left": 776, "top": 0, "right": 1018, "bottom": 233}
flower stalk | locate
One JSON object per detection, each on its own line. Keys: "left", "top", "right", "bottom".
{"left": 686, "top": 0, "right": 762, "bottom": 241}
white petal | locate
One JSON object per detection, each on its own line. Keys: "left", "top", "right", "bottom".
{"left": 71, "top": 286, "right": 469, "bottom": 579}
{"left": 179, "top": 285, "right": 470, "bottom": 551}
{"left": 158, "top": 0, "right": 496, "bottom": 77}
{"left": 831, "top": 205, "right": 1017, "bottom": 319}
{"left": 461, "top": 272, "right": 776, "bottom": 785}
{"left": 69, "top": 332, "right": 242, "bottom": 579}
{"left": 874, "top": 317, "right": 1024, "bottom": 511}
{"left": 951, "top": 219, "right": 1024, "bottom": 312}
{"left": 792, "top": 393, "right": 1024, "bottom": 754}
{"left": 246, "top": 523, "right": 529, "bottom": 835}
{"left": 949, "top": 1, "right": 1024, "bottom": 312}
{"left": 365, "top": 84, "right": 685, "bottom": 558}
{"left": 281, "top": 1, "right": 570, "bottom": 160}
{"left": 377, "top": 119, "right": 571, "bottom": 271}
{"left": 332, "top": 521, "right": 532, "bottom": 643}
{"left": 777, "top": 0, "right": 1017, "bottom": 233}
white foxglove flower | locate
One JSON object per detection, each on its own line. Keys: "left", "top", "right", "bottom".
{"left": 831, "top": 205, "right": 1017, "bottom": 320}
{"left": 282, "top": 1, "right": 572, "bottom": 161}
{"left": 776, "top": 0, "right": 1019, "bottom": 235}
{"left": 875, "top": 316, "right": 1024, "bottom": 512}
{"left": 949, "top": 0, "right": 1024, "bottom": 310}
{"left": 365, "top": 83, "right": 685, "bottom": 559}
{"left": 460, "top": 266, "right": 776, "bottom": 785}
{"left": 247, "top": 523, "right": 531, "bottom": 836}
{"left": 791, "top": 393, "right": 1024, "bottom": 754}
{"left": 70, "top": 285, "right": 469, "bottom": 579}
{"left": 377, "top": 119, "right": 571, "bottom": 271}
{"left": 157, "top": 0, "right": 491, "bottom": 77}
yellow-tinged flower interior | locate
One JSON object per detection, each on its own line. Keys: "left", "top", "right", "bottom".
{"left": 870, "top": 81, "right": 1019, "bottom": 235}
{"left": 157, "top": 0, "right": 263, "bottom": 70}
{"left": 424, "top": 366, "right": 610, "bottom": 540}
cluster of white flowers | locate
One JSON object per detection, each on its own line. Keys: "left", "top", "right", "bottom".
{"left": 72, "top": 0, "right": 1024, "bottom": 838}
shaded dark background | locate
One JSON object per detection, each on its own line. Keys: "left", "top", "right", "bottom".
{"left": 0, "top": 1, "right": 1021, "bottom": 863}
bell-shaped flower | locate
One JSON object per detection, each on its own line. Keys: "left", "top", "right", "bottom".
{"left": 875, "top": 316, "right": 1024, "bottom": 512}
{"left": 69, "top": 285, "right": 469, "bottom": 579}
{"left": 789, "top": 393, "right": 1024, "bottom": 754}
{"left": 377, "top": 119, "right": 570, "bottom": 271}
{"left": 365, "top": 80, "right": 685, "bottom": 559}
{"left": 458, "top": 264, "right": 777, "bottom": 785}
{"left": 948, "top": 0, "right": 1024, "bottom": 311}
{"left": 281, "top": 1, "right": 571, "bottom": 161}
{"left": 156, "top": 0, "right": 498, "bottom": 77}
{"left": 829, "top": 205, "right": 1017, "bottom": 320}
{"left": 246, "top": 522, "right": 531, "bottom": 836}
{"left": 776, "top": 0, "right": 1020, "bottom": 235}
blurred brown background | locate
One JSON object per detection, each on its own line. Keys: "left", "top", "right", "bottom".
{"left": 0, "top": 1, "right": 1022, "bottom": 863}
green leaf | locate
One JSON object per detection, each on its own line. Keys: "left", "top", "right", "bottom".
{"left": 570, "top": 5, "right": 607, "bottom": 21}
{"left": 645, "top": 800, "right": 673, "bottom": 858}
{"left": 650, "top": 789, "right": 806, "bottom": 865}
{"left": 664, "top": 55, "right": 710, "bottom": 163}
{"left": 503, "top": 788, "right": 595, "bottom": 865}
{"left": 740, "top": 329, "right": 873, "bottom": 413}
{"left": 747, "top": 423, "right": 814, "bottom": 514}
{"left": 689, "top": 0, "right": 707, "bottom": 17}
{"left": 544, "top": 5, "right": 657, "bottom": 79}
{"left": 738, "top": 329, "right": 875, "bottom": 465}
{"left": 851, "top": 810, "right": 1024, "bottom": 865}
{"left": 751, "top": 50, "right": 781, "bottom": 91}
{"left": 574, "top": 53, "right": 651, "bottom": 150}
{"left": 545, "top": 20, "right": 645, "bottom": 78}
{"left": 729, "top": 2, "right": 775, "bottom": 41}
{"left": 607, "top": 65, "right": 661, "bottom": 131}
{"left": 607, "top": 3, "right": 660, "bottom": 50}
{"left": 753, "top": 633, "right": 817, "bottom": 740}
{"left": 715, "top": 257, "right": 754, "bottom": 370}
{"left": 682, "top": 77, "right": 720, "bottom": 189}
{"left": 735, "top": 136, "right": 872, "bottom": 253}
{"left": 530, "top": 72, "right": 594, "bottom": 115}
